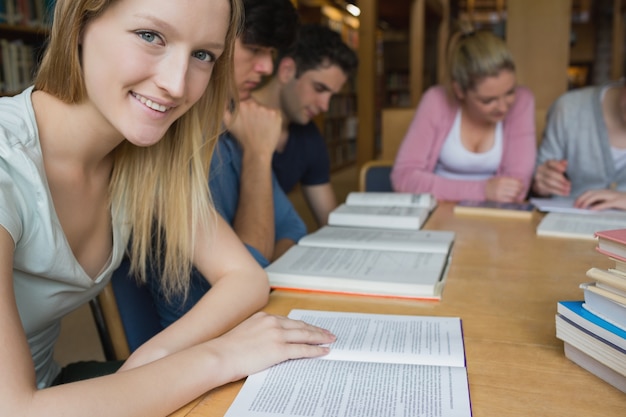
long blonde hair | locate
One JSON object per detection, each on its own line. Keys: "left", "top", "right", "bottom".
{"left": 35, "top": 0, "right": 242, "bottom": 299}
{"left": 446, "top": 19, "right": 515, "bottom": 94}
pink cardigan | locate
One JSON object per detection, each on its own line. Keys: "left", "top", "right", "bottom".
{"left": 391, "top": 85, "right": 536, "bottom": 201}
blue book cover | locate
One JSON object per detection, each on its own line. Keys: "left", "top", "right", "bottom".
{"left": 557, "top": 300, "right": 626, "bottom": 350}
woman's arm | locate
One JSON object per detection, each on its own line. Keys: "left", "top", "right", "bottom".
{"left": 499, "top": 87, "right": 537, "bottom": 199}
{"left": 0, "top": 226, "right": 333, "bottom": 417}
{"left": 124, "top": 215, "right": 270, "bottom": 368}
{"left": 391, "top": 87, "right": 447, "bottom": 195}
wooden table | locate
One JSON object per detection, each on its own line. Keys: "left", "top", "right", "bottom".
{"left": 171, "top": 203, "right": 626, "bottom": 416}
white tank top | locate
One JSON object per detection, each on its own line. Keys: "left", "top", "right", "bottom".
{"left": 434, "top": 109, "right": 504, "bottom": 180}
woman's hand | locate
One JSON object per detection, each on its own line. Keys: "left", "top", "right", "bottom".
{"left": 207, "top": 312, "right": 336, "bottom": 382}
{"left": 574, "top": 189, "right": 626, "bottom": 211}
{"left": 485, "top": 177, "right": 524, "bottom": 202}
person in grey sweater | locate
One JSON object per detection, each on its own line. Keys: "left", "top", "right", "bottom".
{"left": 532, "top": 81, "right": 626, "bottom": 210}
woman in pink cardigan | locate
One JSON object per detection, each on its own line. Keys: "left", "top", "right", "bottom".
{"left": 391, "top": 26, "right": 536, "bottom": 202}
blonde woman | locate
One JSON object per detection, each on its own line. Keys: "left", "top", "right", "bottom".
{"left": 0, "top": 0, "right": 333, "bottom": 416}
{"left": 391, "top": 22, "right": 536, "bottom": 202}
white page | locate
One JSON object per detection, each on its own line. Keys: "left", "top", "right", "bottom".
{"left": 224, "top": 310, "right": 471, "bottom": 417}
{"left": 298, "top": 226, "right": 455, "bottom": 253}
{"left": 531, "top": 197, "right": 626, "bottom": 215}
{"left": 329, "top": 204, "right": 429, "bottom": 229}
{"left": 266, "top": 246, "right": 448, "bottom": 286}
{"left": 287, "top": 310, "right": 465, "bottom": 367}
{"left": 225, "top": 360, "right": 471, "bottom": 417}
{"left": 346, "top": 191, "right": 435, "bottom": 209}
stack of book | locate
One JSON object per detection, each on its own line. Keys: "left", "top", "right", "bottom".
{"left": 555, "top": 228, "right": 626, "bottom": 393}
{"left": 265, "top": 192, "right": 456, "bottom": 300}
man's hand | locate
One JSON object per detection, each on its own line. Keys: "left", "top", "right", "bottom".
{"left": 224, "top": 99, "right": 282, "bottom": 159}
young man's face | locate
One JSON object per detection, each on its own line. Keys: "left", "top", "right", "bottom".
{"left": 280, "top": 63, "right": 348, "bottom": 125}
{"left": 233, "top": 38, "right": 275, "bottom": 100}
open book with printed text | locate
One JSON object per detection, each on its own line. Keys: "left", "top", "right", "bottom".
{"left": 266, "top": 226, "right": 455, "bottom": 300}
{"left": 328, "top": 192, "right": 437, "bottom": 230}
{"left": 536, "top": 212, "right": 626, "bottom": 240}
{"left": 224, "top": 310, "right": 472, "bottom": 417}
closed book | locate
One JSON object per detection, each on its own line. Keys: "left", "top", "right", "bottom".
{"left": 585, "top": 267, "right": 626, "bottom": 293}
{"left": 555, "top": 314, "right": 626, "bottom": 376}
{"left": 453, "top": 200, "right": 534, "bottom": 219}
{"left": 580, "top": 283, "right": 626, "bottom": 331}
{"left": 610, "top": 257, "right": 626, "bottom": 275}
{"left": 557, "top": 301, "right": 626, "bottom": 350}
{"left": 563, "top": 342, "right": 626, "bottom": 393}
{"left": 595, "top": 229, "right": 626, "bottom": 261}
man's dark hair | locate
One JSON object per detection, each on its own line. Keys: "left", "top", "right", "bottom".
{"left": 241, "top": 0, "right": 299, "bottom": 52}
{"left": 279, "top": 24, "right": 359, "bottom": 78}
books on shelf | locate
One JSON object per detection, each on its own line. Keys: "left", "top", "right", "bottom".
{"left": 224, "top": 309, "right": 472, "bottom": 417}
{"left": 1, "top": 0, "right": 51, "bottom": 27}
{"left": 0, "top": 38, "right": 36, "bottom": 94}
{"left": 328, "top": 192, "right": 437, "bottom": 230}
{"left": 536, "top": 212, "right": 626, "bottom": 240}
{"left": 266, "top": 226, "right": 455, "bottom": 300}
{"left": 453, "top": 200, "right": 535, "bottom": 219}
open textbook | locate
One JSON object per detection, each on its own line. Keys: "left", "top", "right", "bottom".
{"left": 536, "top": 212, "right": 626, "bottom": 240}
{"left": 224, "top": 310, "right": 472, "bottom": 417}
{"left": 266, "top": 226, "right": 455, "bottom": 299}
{"left": 328, "top": 192, "right": 437, "bottom": 230}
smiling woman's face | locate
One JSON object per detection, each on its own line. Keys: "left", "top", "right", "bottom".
{"left": 80, "top": 0, "right": 230, "bottom": 146}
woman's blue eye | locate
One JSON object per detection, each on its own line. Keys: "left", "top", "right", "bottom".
{"left": 139, "top": 31, "right": 157, "bottom": 43}
{"left": 193, "top": 50, "right": 215, "bottom": 63}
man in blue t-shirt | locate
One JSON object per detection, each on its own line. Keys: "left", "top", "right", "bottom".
{"left": 253, "top": 24, "right": 358, "bottom": 227}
